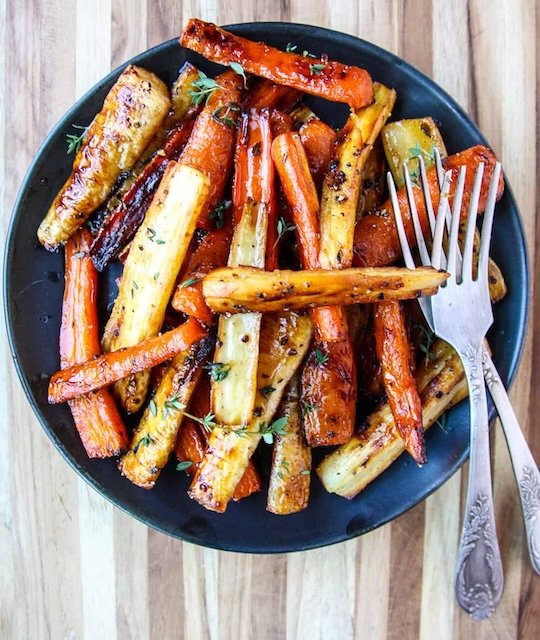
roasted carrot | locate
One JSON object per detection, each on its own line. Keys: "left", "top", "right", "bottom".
{"left": 299, "top": 118, "right": 336, "bottom": 190}
{"left": 373, "top": 300, "right": 426, "bottom": 464}
{"left": 269, "top": 110, "right": 294, "bottom": 137}
{"left": 180, "top": 19, "right": 373, "bottom": 109}
{"left": 90, "top": 120, "right": 195, "bottom": 270}
{"left": 244, "top": 78, "right": 302, "bottom": 111}
{"left": 272, "top": 131, "right": 356, "bottom": 445}
{"left": 49, "top": 317, "right": 205, "bottom": 404}
{"left": 60, "top": 229, "right": 128, "bottom": 457}
{"left": 171, "top": 222, "right": 233, "bottom": 326}
{"left": 353, "top": 145, "right": 505, "bottom": 267}
{"left": 180, "top": 70, "right": 243, "bottom": 229}
{"left": 271, "top": 132, "right": 347, "bottom": 342}
{"left": 174, "top": 375, "right": 261, "bottom": 500}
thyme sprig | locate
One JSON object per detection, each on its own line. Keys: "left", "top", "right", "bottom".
{"left": 66, "top": 124, "right": 87, "bottom": 154}
{"left": 188, "top": 71, "right": 221, "bottom": 106}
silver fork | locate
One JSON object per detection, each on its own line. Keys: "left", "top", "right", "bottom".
{"left": 389, "top": 161, "right": 504, "bottom": 619}
{"left": 393, "top": 153, "right": 540, "bottom": 581}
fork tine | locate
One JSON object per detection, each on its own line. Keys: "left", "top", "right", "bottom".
{"left": 446, "top": 166, "right": 467, "bottom": 277}
{"left": 431, "top": 171, "right": 452, "bottom": 270}
{"left": 403, "top": 162, "right": 431, "bottom": 266}
{"left": 418, "top": 155, "right": 436, "bottom": 235}
{"left": 434, "top": 148, "right": 444, "bottom": 188}
{"left": 462, "top": 163, "right": 485, "bottom": 280}
{"left": 387, "top": 171, "right": 416, "bottom": 269}
{"left": 478, "top": 162, "right": 501, "bottom": 280}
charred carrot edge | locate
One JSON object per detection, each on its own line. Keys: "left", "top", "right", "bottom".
{"left": 180, "top": 19, "right": 373, "bottom": 109}
{"left": 244, "top": 78, "right": 302, "bottom": 111}
{"left": 49, "top": 317, "right": 206, "bottom": 404}
{"left": 353, "top": 145, "right": 505, "bottom": 267}
{"left": 172, "top": 223, "right": 233, "bottom": 326}
{"left": 61, "top": 229, "right": 128, "bottom": 457}
{"left": 271, "top": 132, "right": 347, "bottom": 342}
{"left": 180, "top": 70, "right": 243, "bottom": 229}
{"left": 299, "top": 119, "right": 337, "bottom": 191}
{"left": 374, "top": 300, "right": 426, "bottom": 464}
{"left": 90, "top": 121, "right": 194, "bottom": 271}
{"left": 174, "top": 377, "right": 261, "bottom": 500}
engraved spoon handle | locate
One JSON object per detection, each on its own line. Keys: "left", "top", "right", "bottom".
{"left": 455, "top": 346, "right": 504, "bottom": 619}
{"left": 483, "top": 351, "right": 540, "bottom": 574}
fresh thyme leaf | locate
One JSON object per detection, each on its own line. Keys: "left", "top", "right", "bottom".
{"left": 229, "top": 62, "right": 248, "bottom": 88}
{"left": 436, "top": 412, "right": 448, "bottom": 432}
{"left": 274, "top": 216, "right": 295, "bottom": 249}
{"left": 155, "top": 239, "right": 166, "bottom": 245}
{"left": 66, "top": 124, "right": 87, "bottom": 155}
{"left": 204, "top": 362, "right": 231, "bottom": 382}
{"left": 302, "top": 50, "right": 317, "bottom": 59}
{"left": 148, "top": 399, "right": 157, "bottom": 417}
{"left": 132, "top": 281, "right": 138, "bottom": 290}
{"left": 409, "top": 142, "right": 423, "bottom": 158}
{"left": 188, "top": 71, "right": 221, "bottom": 106}
{"left": 300, "top": 469, "right": 311, "bottom": 476}
{"left": 212, "top": 102, "right": 240, "bottom": 128}
{"left": 200, "top": 412, "right": 217, "bottom": 432}
{"left": 162, "top": 394, "right": 187, "bottom": 419}
{"left": 209, "top": 199, "right": 231, "bottom": 229}
{"left": 259, "top": 416, "right": 288, "bottom": 444}
{"left": 261, "top": 385, "right": 276, "bottom": 398}
{"left": 153, "top": 272, "right": 160, "bottom": 280}
{"left": 309, "top": 63, "right": 326, "bottom": 75}
{"left": 300, "top": 400, "right": 317, "bottom": 416}
{"left": 176, "top": 460, "right": 193, "bottom": 472}
{"left": 286, "top": 42, "right": 297, "bottom": 52}
{"left": 133, "top": 432, "right": 155, "bottom": 454}
{"left": 179, "top": 276, "right": 201, "bottom": 289}
{"left": 146, "top": 227, "right": 156, "bottom": 240}
{"left": 414, "top": 322, "right": 437, "bottom": 364}
{"left": 314, "top": 348, "right": 329, "bottom": 366}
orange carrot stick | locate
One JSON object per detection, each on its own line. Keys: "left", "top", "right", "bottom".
{"left": 244, "top": 78, "right": 302, "bottom": 111}
{"left": 373, "top": 300, "right": 426, "bottom": 464}
{"left": 180, "top": 70, "right": 243, "bottom": 229}
{"left": 299, "top": 118, "right": 336, "bottom": 190}
{"left": 172, "top": 223, "right": 233, "bottom": 326}
{"left": 49, "top": 317, "right": 205, "bottom": 404}
{"left": 271, "top": 132, "right": 347, "bottom": 342}
{"left": 60, "top": 229, "right": 128, "bottom": 457}
{"left": 353, "top": 145, "right": 504, "bottom": 267}
{"left": 180, "top": 19, "right": 373, "bottom": 109}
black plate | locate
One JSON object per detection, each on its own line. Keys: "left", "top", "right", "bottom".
{"left": 4, "top": 23, "right": 529, "bottom": 553}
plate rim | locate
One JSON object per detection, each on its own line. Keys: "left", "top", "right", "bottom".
{"left": 3, "top": 21, "right": 530, "bottom": 553}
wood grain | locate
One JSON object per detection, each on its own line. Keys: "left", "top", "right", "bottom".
{"left": 1, "top": 1, "right": 538, "bottom": 638}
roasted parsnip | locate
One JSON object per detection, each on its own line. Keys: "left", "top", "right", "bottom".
{"left": 119, "top": 334, "right": 213, "bottom": 489}
{"left": 38, "top": 65, "right": 171, "bottom": 248}
{"left": 180, "top": 19, "right": 373, "bottom": 109}
{"left": 211, "top": 110, "right": 274, "bottom": 426}
{"left": 189, "top": 311, "right": 313, "bottom": 512}
{"left": 319, "top": 83, "right": 396, "bottom": 270}
{"left": 101, "top": 163, "right": 210, "bottom": 412}
{"left": 318, "top": 339, "right": 468, "bottom": 498}
{"left": 203, "top": 265, "right": 447, "bottom": 312}
{"left": 267, "top": 375, "right": 311, "bottom": 515}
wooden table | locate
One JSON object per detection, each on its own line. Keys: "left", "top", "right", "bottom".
{"left": 1, "top": 1, "right": 538, "bottom": 638}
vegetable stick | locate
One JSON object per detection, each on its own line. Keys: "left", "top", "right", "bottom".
{"left": 38, "top": 66, "right": 171, "bottom": 248}
{"left": 101, "top": 163, "right": 210, "bottom": 413}
{"left": 356, "top": 140, "right": 386, "bottom": 218}
{"left": 271, "top": 132, "right": 346, "bottom": 341}
{"left": 189, "top": 311, "right": 313, "bottom": 512}
{"left": 60, "top": 229, "right": 128, "bottom": 457}
{"left": 174, "top": 375, "right": 261, "bottom": 500}
{"left": 211, "top": 110, "right": 274, "bottom": 426}
{"left": 90, "top": 120, "right": 194, "bottom": 271}
{"left": 271, "top": 131, "right": 356, "bottom": 444}
{"left": 203, "top": 265, "right": 447, "bottom": 312}
{"left": 298, "top": 118, "right": 336, "bottom": 189}
{"left": 353, "top": 145, "right": 504, "bottom": 267}
{"left": 267, "top": 374, "right": 311, "bottom": 515}
{"left": 318, "top": 340, "right": 468, "bottom": 499}
{"left": 171, "top": 222, "right": 233, "bottom": 326}
{"left": 373, "top": 300, "right": 426, "bottom": 464}
{"left": 244, "top": 78, "right": 302, "bottom": 111}
{"left": 180, "top": 70, "right": 243, "bottom": 229}
{"left": 49, "top": 317, "right": 206, "bottom": 404}
{"left": 319, "top": 83, "right": 396, "bottom": 270}
{"left": 269, "top": 110, "right": 294, "bottom": 137}
{"left": 290, "top": 104, "right": 317, "bottom": 128}
{"left": 119, "top": 334, "right": 213, "bottom": 489}
{"left": 180, "top": 19, "right": 373, "bottom": 109}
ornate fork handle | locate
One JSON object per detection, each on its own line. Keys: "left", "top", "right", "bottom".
{"left": 455, "top": 344, "right": 504, "bottom": 619}
{"left": 483, "top": 351, "right": 540, "bottom": 574}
